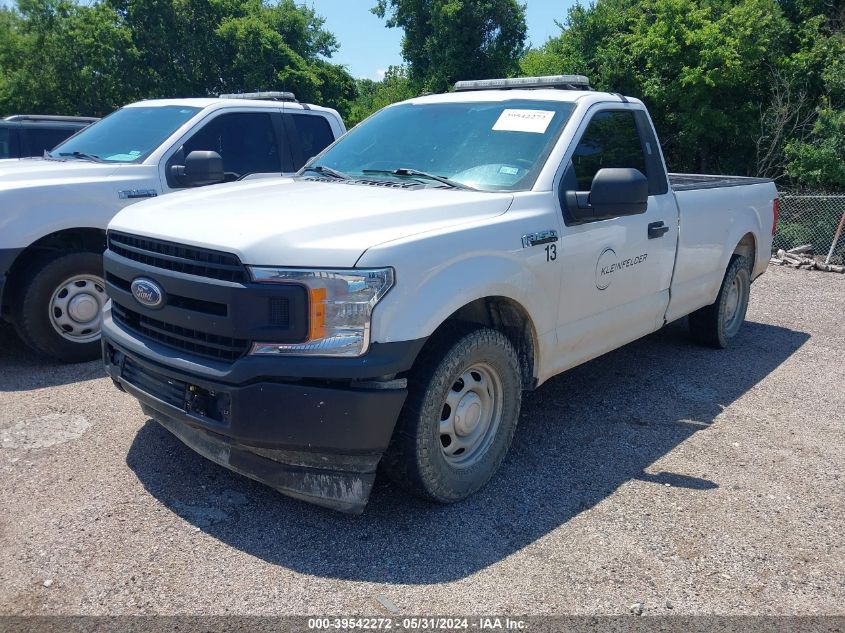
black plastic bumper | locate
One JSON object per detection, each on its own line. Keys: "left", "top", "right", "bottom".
{"left": 103, "top": 317, "right": 422, "bottom": 513}
{"left": 0, "top": 247, "right": 23, "bottom": 315}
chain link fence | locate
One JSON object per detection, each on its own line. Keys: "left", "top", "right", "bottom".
{"left": 774, "top": 194, "right": 845, "bottom": 265}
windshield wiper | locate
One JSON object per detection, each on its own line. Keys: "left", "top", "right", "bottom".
{"left": 301, "top": 165, "right": 351, "bottom": 180}
{"left": 59, "top": 151, "right": 104, "bottom": 163}
{"left": 362, "top": 168, "right": 475, "bottom": 191}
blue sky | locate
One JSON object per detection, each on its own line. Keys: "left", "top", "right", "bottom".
{"left": 304, "top": 1, "right": 577, "bottom": 79}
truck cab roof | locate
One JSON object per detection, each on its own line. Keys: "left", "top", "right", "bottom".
{"left": 124, "top": 97, "right": 340, "bottom": 117}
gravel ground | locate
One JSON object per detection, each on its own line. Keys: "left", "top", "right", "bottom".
{"left": 0, "top": 265, "right": 842, "bottom": 617}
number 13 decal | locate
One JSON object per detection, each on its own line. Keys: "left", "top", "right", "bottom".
{"left": 545, "top": 244, "right": 557, "bottom": 261}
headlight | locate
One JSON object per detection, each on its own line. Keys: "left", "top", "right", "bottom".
{"left": 248, "top": 267, "right": 394, "bottom": 357}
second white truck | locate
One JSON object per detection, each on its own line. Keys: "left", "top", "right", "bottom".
{"left": 101, "top": 76, "right": 778, "bottom": 513}
{"left": 0, "top": 93, "right": 344, "bottom": 361}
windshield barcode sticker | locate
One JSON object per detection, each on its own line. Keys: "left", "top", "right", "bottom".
{"left": 493, "top": 109, "right": 556, "bottom": 134}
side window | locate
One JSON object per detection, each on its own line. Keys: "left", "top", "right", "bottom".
{"left": 0, "top": 127, "right": 12, "bottom": 159}
{"left": 23, "top": 126, "right": 74, "bottom": 156}
{"left": 570, "top": 110, "right": 647, "bottom": 190}
{"left": 289, "top": 114, "right": 334, "bottom": 169}
{"left": 181, "top": 112, "right": 280, "bottom": 180}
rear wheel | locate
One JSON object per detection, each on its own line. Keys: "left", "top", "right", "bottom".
{"left": 13, "top": 251, "right": 106, "bottom": 363}
{"left": 383, "top": 327, "right": 522, "bottom": 503}
{"left": 689, "top": 255, "right": 751, "bottom": 348}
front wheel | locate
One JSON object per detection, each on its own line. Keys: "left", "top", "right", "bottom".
{"left": 689, "top": 255, "right": 751, "bottom": 349}
{"left": 13, "top": 251, "right": 106, "bottom": 363}
{"left": 383, "top": 328, "right": 522, "bottom": 503}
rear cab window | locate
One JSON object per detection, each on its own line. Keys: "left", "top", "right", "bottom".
{"left": 0, "top": 126, "right": 15, "bottom": 159}
{"left": 22, "top": 126, "right": 77, "bottom": 156}
{"left": 285, "top": 113, "right": 337, "bottom": 171}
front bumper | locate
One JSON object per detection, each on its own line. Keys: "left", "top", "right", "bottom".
{"left": 0, "top": 247, "right": 23, "bottom": 316}
{"left": 103, "top": 320, "right": 419, "bottom": 513}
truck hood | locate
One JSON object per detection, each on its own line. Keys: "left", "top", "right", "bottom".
{"left": 0, "top": 157, "right": 119, "bottom": 187}
{"left": 109, "top": 179, "right": 514, "bottom": 267}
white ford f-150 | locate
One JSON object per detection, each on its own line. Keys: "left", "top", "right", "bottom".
{"left": 0, "top": 92, "right": 344, "bottom": 362}
{"left": 101, "top": 76, "right": 778, "bottom": 513}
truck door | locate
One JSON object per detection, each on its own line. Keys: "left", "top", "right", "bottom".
{"left": 161, "top": 110, "right": 289, "bottom": 192}
{"left": 551, "top": 105, "right": 679, "bottom": 373}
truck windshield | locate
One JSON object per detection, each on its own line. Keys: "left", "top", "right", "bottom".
{"left": 306, "top": 100, "right": 576, "bottom": 192}
{"left": 51, "top": 105, "right": 200, "bottom": 163}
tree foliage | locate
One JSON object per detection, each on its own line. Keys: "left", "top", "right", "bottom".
{"left": 0, "top": 0, "right": 356, "bottom": 117}
{"left": 520, "top": 0, "right": 844, "bottom": 189}
{"left": 347, "top": 66, "right": 416, "bottom": 127}
{"left": 373, "top": 0, "right": 527, "bottom": 93}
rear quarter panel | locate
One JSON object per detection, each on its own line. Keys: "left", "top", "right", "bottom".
{"left": 666, "top": 181, "right": 777, "bottom": 322}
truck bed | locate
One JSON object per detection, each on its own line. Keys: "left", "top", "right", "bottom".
{"left": 669, "top": 173, "right": 772, "bottom": 191}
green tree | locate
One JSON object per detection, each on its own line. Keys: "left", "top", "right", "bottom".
{"left": 373, "top": 0, "right": 527, "bottom": 92}
{"left": 0, "top": 0, "right": 137, "bottom": 116}
{"left": 0, "top": 0, "right": 357, "bottom": 119}
{"left": 522, "top": 0, "right": 791, "bottom": 174}
{"left": 521, "top": 0, "right": 843, "bottom": 187}
{"left": 347, "top": 65, "right": 416, "bottom": 126}
{"left": 785, "top": 108, "right": 845, "bottom": 189}
{"left": 108, "top": 0, "right": 355, "bottom": 112}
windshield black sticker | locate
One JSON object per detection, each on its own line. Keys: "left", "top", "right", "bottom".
{"left": 595, "top": 248, "right": 648, "bottom": 290}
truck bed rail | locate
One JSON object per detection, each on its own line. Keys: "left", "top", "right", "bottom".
{"left": 669, "top": 173, "right": 772, "bottom": 191}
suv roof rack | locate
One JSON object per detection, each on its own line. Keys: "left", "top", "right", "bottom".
{"left": 218, "top": 91, "right": 297, "bottom": 102}
{"left": 454, "top": 75, "right": 592, "bottom": 92}
{"left": 3, "top": 114, "right": 99, "bottom": 123}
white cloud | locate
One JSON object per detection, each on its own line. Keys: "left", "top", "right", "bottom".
{"left": 374, "top": 68, "right": 387, "bottom": 81}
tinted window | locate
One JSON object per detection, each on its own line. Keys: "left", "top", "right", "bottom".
{"left": 571, "top": 111, "right": 647, "bottom": 190}
{"left": 182, "top": 112, "right": 280, "bottom": 179}
{"left": 54, "top": 106, "right": 200, "bottom": 162}
{"left": 0, "top": 127, "right": 12, "bottom": 159}
{"left": 24, "top": 126, "right": 76, "bottom": 155}
{"left": 311, "top": 100, "right": 576, "bottom": 191}
{"left": 290, "top": 114, "right": 334, "bottom": 167}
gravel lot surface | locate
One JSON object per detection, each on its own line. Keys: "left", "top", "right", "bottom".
{"left": 0, "top": 265, "right": 842, "bottom": 616}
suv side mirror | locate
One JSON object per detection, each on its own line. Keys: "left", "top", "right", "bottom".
{"left": 170, "top": 150, "right": 224, "bottom": 187}
{"left": 564, "top": 167, "right": 648, "bottom": 223}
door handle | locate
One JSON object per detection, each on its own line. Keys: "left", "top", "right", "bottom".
{"left": 648, "top": 221, "right": 669, "bottom": 239}
{"left": 522, "top": 230, "right": 559, "bottom": 248}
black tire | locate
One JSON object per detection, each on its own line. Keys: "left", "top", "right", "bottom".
{"left": 383, "top": 327, "right": 522, "bottom": 503}
{"left": 13, "top": 251, "right": 105, "bottom": 363}
{"left": 689, "top": 255, "right": 751, "bottom": 349}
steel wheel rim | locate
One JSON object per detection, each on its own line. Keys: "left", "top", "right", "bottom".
{"left": 723, "top": 272, "right": 748, "bottom": 336}
{"left": 438, "top": 362, "right": 503, "bottom": 468}
{"left": 48, "top": 274, "right": 107, "bottom": 343}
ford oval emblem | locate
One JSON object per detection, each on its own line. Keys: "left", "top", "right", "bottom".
{"left": 130, "top": 277, "right": 165, "bottom": 308}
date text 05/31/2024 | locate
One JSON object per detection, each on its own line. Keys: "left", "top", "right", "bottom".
{"left": 307, "top": 617, "right": 528, "bottom": 630}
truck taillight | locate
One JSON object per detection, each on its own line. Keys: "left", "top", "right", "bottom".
{"left": 772, "top": 198, "right": 779, "bottom": 235}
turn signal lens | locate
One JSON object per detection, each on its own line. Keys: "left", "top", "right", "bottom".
{"left": 309, "top": 287, "right": 327, "bottom": 340}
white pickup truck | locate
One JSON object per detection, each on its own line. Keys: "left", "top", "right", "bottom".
{"left": 0, "top": 93, "right": 344, "bottom": 361}
{"left": 101, "top": 76, "right": 778, "bottom": 513}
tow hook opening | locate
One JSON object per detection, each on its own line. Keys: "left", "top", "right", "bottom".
{"left": 186, "top": 384, "right": 231, "bottom": 422}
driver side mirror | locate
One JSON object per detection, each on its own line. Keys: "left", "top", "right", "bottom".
{"left": 170, "top": 150, "right": 224, "bottom": 187}
{"left": 563, "top": 167, "right": 648, "bottom": 223}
